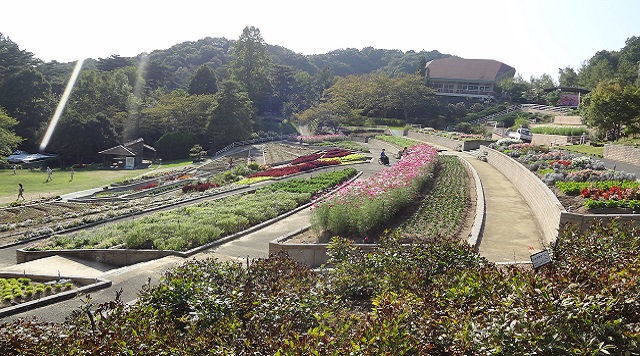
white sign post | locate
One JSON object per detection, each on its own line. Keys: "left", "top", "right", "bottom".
{"left": 125, "top": 157, "right": 135, "bottom": 170}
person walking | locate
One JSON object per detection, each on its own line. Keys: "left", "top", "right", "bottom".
{"left": 17, "top": 183, "right": 25, "bottom": 201}
{"left": 45, "top": 166, "right": 52, "bottom": 182}
{"left": 13, "top": 165, "right": 17, "bottom": 175}
{"left": 69, "top": 168, "right": 74, "bottom": 182}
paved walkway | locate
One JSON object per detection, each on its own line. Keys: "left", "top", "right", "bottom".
{"left": 459, "top": 153, "right": 544, "bottom": 262}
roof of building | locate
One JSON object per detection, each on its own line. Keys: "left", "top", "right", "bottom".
{"left": 98, "top": 138, "right": 156, "bottom": 156}
{"left": 98, "top": 145, "right": 136, "bottom": 156}
{"left": 426, "top": 58, "right": 516, "bottom": 82}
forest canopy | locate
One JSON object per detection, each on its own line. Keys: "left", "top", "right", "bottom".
{"left": 1, "top": 29, "right": 639, "bottom": 164}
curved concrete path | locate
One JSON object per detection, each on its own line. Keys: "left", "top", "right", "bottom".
{"left": 455, "top": 152, "right": 544, "bottom": 263}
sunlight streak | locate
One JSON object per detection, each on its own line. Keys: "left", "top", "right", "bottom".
{"left": 39, "top": 58, "right": 85, "bottom": 152}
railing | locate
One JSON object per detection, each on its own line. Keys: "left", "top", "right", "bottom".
{"left": 520, "top": 104, "right": 574, "bottom": 114}
{"left": 467, "top": 104, "right": 575, "bottom": 129}
{"left": 468, "top": 104, "right": 522, "bottom": 126}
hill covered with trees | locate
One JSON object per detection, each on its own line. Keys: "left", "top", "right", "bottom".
{"left": 1, "top": 27, "right": 639, "bottom": 165}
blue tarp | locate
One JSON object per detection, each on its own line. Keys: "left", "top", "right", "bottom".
{"left": 7, "top": 150, "right": 58, "bottom": 164}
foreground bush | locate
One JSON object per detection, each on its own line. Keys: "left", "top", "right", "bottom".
{"left": 4, "top": 219, "right": 639, "bottom": 354}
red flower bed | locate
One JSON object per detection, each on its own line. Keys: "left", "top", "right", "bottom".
{"left": 580, "top": 186, "right": 640, "bottom": 200}
{"left": 134, "top": 182, "right": 158, "bottom": 191}
{"left": 182, "top": 182, "right": 219, "bottom": 193}
{"left": 248, "top": 159, "right": 340, "bottom": 178}
{"left": 549, "top": 159, "right": 572, "bottom": 167}
{"left": 290, "top": 153, "right": 323, "bottom": 165}
{"left": 322, "top": 148, "right": 352, "bottom": 159}
{"left": 290, "top": 149, "right": 352, "bottom": 165}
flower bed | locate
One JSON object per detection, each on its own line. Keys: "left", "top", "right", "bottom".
{"left": 489, "top": 139, "right": 638, "bottom": 212}
{"left": 397, "top": 155, "right": 469, "bottom": 239}
{"left": 1, "top": 277, "right": 74, "bottom": 307}
{"left": 311, "top": 144, "right": 439, "bottom": 237}
{"left": 28, "top": 169, "right": 357, "bottom": 252}
{"left": 181, "top": 182, "right": 219, "bottom": 193}
{"left": 248, "top": 159, "right": 341, "bottom": 178}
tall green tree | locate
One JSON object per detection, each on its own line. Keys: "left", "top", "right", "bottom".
{"left": 0, "top": 33, "right": 39, "bottom": 83}
{"left": 67, "top": 68, "right": 133, "bottom": 139}
{"left": 49, "top": 110, "right": 118, "bottom": 165}
{"left": 578, "top": 50, "right": 617, "bottom": 89}
{"left": 0, "top": 68, "right": 52, "bottom": 147}
{"left": 0, "top": 107, "right": 23, "bottom": 160}
{"left": 140, "top": 89, "right": 216, "bottom": 144}
{"left": 97, "top": 55, "right": 133, "bottom": 71}
{"left": 206, "top": 80, "right": 254, "bottom": 149}
{"left": 580, "top": 82, "right": 640, "bottom": 140}
{"left": 229, "top": 26, "right": 272, "bottom": 114}
{"left": 558, "top": 66, "right": 579, "bottom": 87}
{"left": 188, "top": 65, "right": 218, "bottom": 95}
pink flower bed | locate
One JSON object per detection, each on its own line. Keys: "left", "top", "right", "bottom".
{"left": 311, "top": 144, "right": 439, "bottom": 236}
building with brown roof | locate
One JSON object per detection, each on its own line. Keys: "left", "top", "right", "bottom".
{"left": 98, "top": 138, "right": 156, "bottom": 169}
{"left": 425, "top": 58, "right": 516, "bottom": 99}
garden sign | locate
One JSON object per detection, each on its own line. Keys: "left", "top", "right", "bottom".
{"left": 530, "top": 250, "right": 552, "bottom": 270}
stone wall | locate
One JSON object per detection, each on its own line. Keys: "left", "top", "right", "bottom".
{"left": 479, "top": 146, "right": 565, "bottom": 245}
{"left": 604, "top": 145, "right": 640, "bottom": 166}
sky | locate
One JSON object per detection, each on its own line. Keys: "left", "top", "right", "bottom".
{"left": 2, "top": 0, "right": 639, "bottom": 82}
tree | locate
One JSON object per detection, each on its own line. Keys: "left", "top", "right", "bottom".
{"left": 189, "top": 144, "right": 207, "bottom": 162}
{"left": 0, "top": 107, "right": 23, "bottom": 161}
{"left": 558, "top": 66, "right": 579, "bottom": 87}
{"left": 527, "top": 73, "right": 556, "bottom": 104}
{"left": 296, "top": 100, "right": 358, "bottom": 133}
{"left": 140, "top": 89, "right": 217, "bottom": 144}
{"left": 154, "top": 131, "right": 198, "bottom": 160}
{"left": 48, "top": 110, "right": 118, "bottom": 165}
{"left": 416, "top": 57, "right": 427, "bottom": 77}
{"left": 97, "top": 55, "right": 133, "bottom": 71}
{"left": 0, "top": 33, "right": 39, "bottom": 83}
{"left": 206, "top": 80, "right": 254, "bottom": 149}
{"left": 578, "top": 51, "right": 617, "bottom": 89}
{"left": 188, "top": 65, "right": 218, "bottom": 95}
{"left": 0, "top": 68, "right": 52, "bottom": 147}
{"left": 497, "top": 75, "right": 530, "bottom": 103}
{"left": 580, "top": 82, "right": 640, "bottom": 141}
{"left": 229, "top": 26, "right": 272, "bottom": 114}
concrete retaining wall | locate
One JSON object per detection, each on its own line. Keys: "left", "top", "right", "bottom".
{"left": 560, "top": 212, "right": 640, "bottom": 231}
{"left": 479, "top": 146, "right": 565, "bottom": 245}
{"left": 17, "top": 249, "right": 182, "bottom": 267}
{"left": 532, "top": 134, "right": 572, "bottom": 146}
{"left": 604, "top": 145, "right": 640, "bottom": 166}
{"left": 407, "top": 131, "right": 493, "bottom": 151}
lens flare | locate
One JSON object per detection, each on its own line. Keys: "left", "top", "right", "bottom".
{"left": 39, "top": 58, "right": 85, "bottom": 152}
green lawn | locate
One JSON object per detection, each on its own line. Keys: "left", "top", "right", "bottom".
{"left": 0, "top": 159, "right": 194, "bottom": 206}
{"left": 556, "top": 144, "right": 604, "bottom": 157}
